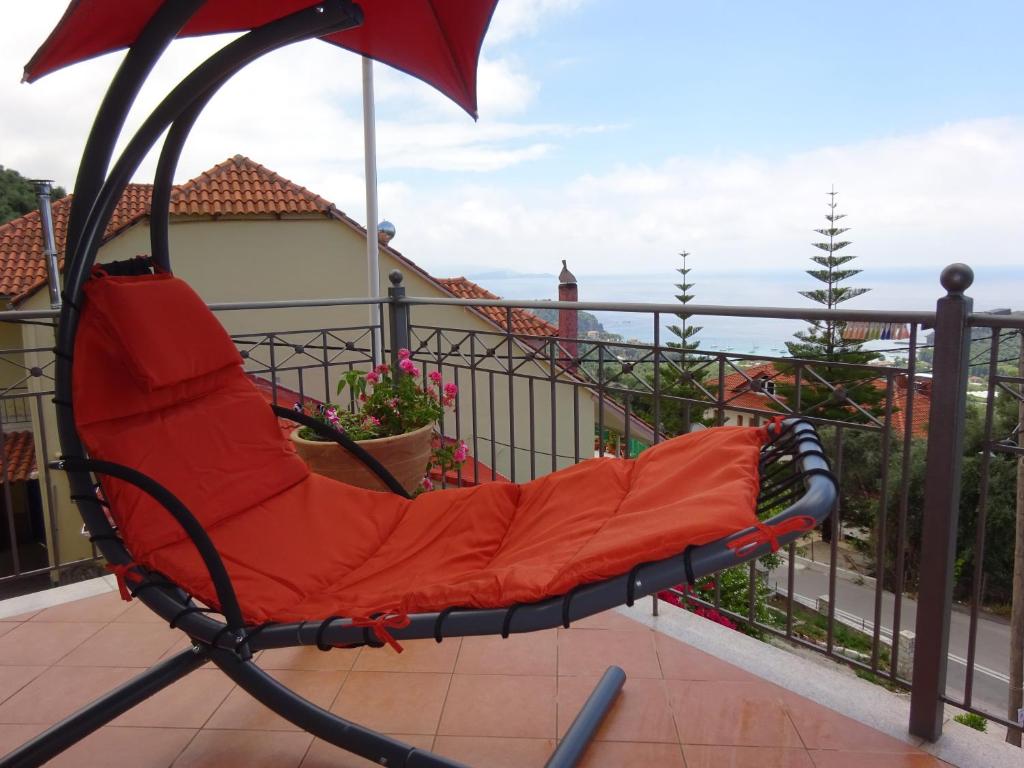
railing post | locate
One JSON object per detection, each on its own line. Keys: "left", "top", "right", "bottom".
{"left": 909, "top": 263, "right": 974, "bottom": 741}
{"left": 387, "top": 269, "right": 409, "bottom": 373}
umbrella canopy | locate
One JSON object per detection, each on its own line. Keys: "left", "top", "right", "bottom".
{"left": 24, "top": 0, "right": 498, "bottom": 117}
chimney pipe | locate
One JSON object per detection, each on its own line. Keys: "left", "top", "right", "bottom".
{"left": 557, "top": 260, "right": 578, "bottom": 371}
{"left": 33, "top": 180, "right": 61, "bottom": 309}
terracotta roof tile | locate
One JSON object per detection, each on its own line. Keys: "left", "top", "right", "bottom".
{"left": 713, "top": 361, "right": 930, "bottom": 438}
{"left": 436, "top": 277, "right": 558, "bottom": 337}
{"left": 1, "top": 431, "right": 37, "bottom": 483}
{"left": 0, "top": 156, "right": 334, "bottom": 304}
{"left": 0, "top": 184, "right": 151, "bottom": 302}
{"left": 169, "top": 155, "right": 333, "bottom": 218}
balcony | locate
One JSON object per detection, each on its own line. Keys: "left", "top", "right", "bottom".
{"left": 0, "top": 265, "right": 1020, "bottom": 766}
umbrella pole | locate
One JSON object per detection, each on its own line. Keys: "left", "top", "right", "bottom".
{"left": 362, "top": 57, "right": 383, "bottom": 366}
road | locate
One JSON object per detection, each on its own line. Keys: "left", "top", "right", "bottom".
{"left": 767, "top": 558, "right": 1013, "bottom": 721}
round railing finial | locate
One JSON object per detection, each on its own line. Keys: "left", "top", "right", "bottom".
{"left": 940, "top": 263, "right": 973, "bottom": 296}
{"left": 388, "top": 269, "right": 404, "bottom": 286}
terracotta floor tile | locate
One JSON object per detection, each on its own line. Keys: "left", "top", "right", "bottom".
{"left": 332, "top": 671, "right": 451, "bottom": 735}
{"left": 557, "top": 628, "right": 661, "bottom": 678}
{"left": 0, "top": 665, "right": 47, "bottom": 704}
{"left": 30, "top": 592, "right": 131, "bottom": 623}
{"left": 0, "top": 611, "right": 40, "bottom": 622}
{"left": 807, "top": 751, "right": 943, "bottom": 767}
{"left": 47, "top": 725, "right": 197, "bottom": 768}
{"left": 0, "top": 666, "right": 137, "bottom": 724}
{"left": 113, "top": 600, "right": 170, "bottom": 623}
{"left": 455, "top": 630, "right": 557, "bottom": 676}
{"left": 206, "top": 670, "right": 345, "bottom": 731}
{"left": 112, "top": 669, "right": 235, "bottom": 728}
{"left": 578, "top": 740, "right": 686, "bottom": 767}
{"left": 438, "top": 674, "right": 556, "bottom": 739}
{"left": 684, "top": 744, "right": 816, "bottom": 768}
{"left": 654, "top": 633, "right": 758, "bottom": 681}
{"left": 568, "top": 610, "right": 649, "bottom": 632}
{"left": 0, "top": 723, "right": 47, "bottom": 757}
{"left": 782, "top": 695, "right": 919, "bottom": 752}
{"left": 259, "top": 645, "right": 361, "bottom": 672}
{"left": 354, "top": 638, "right": 461, "bottom": 674}
{"left": 172, "top": 729, "right": 312, "bottom": 768}
{"left": 432, "top": 735, "right": 555, "bottom": 767}
{"left": 301, "top": 734, "right": 435, "bottom": 767}
{"left": 667, "top": 680, "right": 803, "bottom": 747}
{"left": 0, "top": 621, "right": 104, "bottom": 666}
{"left": 57, "top": 622, "right": 181, "bottom": 668}
{"left": 557, "top": 676, "right": 676, "bottom": 743}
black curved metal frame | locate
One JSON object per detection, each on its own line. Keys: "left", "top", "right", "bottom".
{"left": 2, "top": 3, "right": 838, "bottom": 766}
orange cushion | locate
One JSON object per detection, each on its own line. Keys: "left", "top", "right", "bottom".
{"left": 73, "top": 272, "right": 768, "bottom": 623}
{"left": 74, "top": 273, "right": 308, "bottom": 558}
{"left": 82, "top": 274, "right": 242, "bottom": 392}
{"left": 142, "top": 426, "right": 766, "bottom": 624}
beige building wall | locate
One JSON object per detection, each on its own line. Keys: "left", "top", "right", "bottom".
{"left": 17, "top": 213, "right": 596, "bottom": 573}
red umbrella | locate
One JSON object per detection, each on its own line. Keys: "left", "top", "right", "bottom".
{"left": 24, "top": 0, "right": 499, "bottom": 118}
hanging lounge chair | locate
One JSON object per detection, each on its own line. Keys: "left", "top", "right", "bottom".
{"left": 4, "top": 2, "right": 837, "bottom": 766}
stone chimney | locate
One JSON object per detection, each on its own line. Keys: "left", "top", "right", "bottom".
{"left": 558, "top": 260, "right": 578, "bottom": 370}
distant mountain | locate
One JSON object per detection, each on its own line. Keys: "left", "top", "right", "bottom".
{"left": 530, "top": 305, "right": 606, "bottom": 336}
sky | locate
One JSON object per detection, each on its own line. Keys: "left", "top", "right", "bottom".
{"left": 1, "top": 0, "right": 1022, "bottom": 310}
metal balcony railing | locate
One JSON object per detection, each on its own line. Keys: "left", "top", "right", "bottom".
{"left": 0, "top": 263, "right": 1019, "bottom": 744}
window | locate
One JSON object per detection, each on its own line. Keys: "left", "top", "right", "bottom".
{"left": 736, "top": 415, "right": 744, "bottom": 426}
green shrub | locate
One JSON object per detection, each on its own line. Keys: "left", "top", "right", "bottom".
{"left": 953, "top": 712, "right": 987, "bottom": 732}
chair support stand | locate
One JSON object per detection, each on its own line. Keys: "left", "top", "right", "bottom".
{"left": 0, "top": 646, "right": 208, "bottom": 768}
{"left": 545, "top": 666, "right": 626, "bottom": 768}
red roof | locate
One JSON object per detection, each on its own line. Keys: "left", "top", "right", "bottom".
{"left": 0, "top": 156, "right": 338, "bottom": 304}
{"left": 170, "top": 156, "right": 334, "bottom": 217}
{"left": 1, "top": 431, "right": 37, "bottom": 484}
{"left": 0, "top": 184, "right": 151, "bottom": 302}
{"left": 437, "top": 277, "right": 558, "bottom": 338}
{"left": 714, "top": 362, "right": 929, "bottom": 438}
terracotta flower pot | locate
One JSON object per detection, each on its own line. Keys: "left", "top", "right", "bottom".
{"left": 289, "top": 422, "right": 435, "bottom": 495}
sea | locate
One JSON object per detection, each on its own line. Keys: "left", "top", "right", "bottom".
{"left": 465, "top": 266, "right": 1024, "bottom": 358}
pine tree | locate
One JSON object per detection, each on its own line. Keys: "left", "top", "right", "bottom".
{"left": 653, "top": 251, "right": 710, "bottom": 434}
{"left": 778, "top": 188, "right": 884, "bottom": 423}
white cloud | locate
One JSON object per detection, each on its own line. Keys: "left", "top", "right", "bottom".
{"left": 386, "top": 118, "right": 1024, "bottom": 280}
{"left": 487, "top": 0, "right": 591, "bottom": 44}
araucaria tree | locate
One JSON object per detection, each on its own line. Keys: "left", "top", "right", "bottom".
{"left": 657, "top": 251, "right": 710, "bottom": 434}
{"left": 780, "top": 189, "right": 883, "bottom": 422}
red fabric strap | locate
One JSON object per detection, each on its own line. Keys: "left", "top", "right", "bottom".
{"left": 761, "top": 415, "right": 786, "bottom": 440}
{"left": 349, "top": 613, "right": 411, "bottom": 654}
{"left": 726, "top": 515, "right": 817, "bottom": 558}
{"left": 105, "top": 562, "right": 142, "bottom": 602}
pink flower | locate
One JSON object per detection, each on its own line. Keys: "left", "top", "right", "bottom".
{"left": 375, "top": 363, "right": 389, "bottom": 374}
{"left": 429, "top": 371, "right": 442, "bottom": 384}
{"left": 399, "top": 358, "right": 415, "bottom": 374}
{"left": 366, "top": 370, "right": 380, "bottom": 384}
{"left": 421, "top": 476, "right": 433, "bottom": 491}
{"left": 326, "top": 407, "right": 340, "bottom": 425}
{"left": 398, "top": 348, "right": 411, "bottom": 360}
{"left": 453, "top": 440, "right": 468, "bottom": 463}
{"left": 389, "top": 398, "right": 399, "bottom": 408}
{"left": 444, "top": 382, "right": 458, "bottom": 398}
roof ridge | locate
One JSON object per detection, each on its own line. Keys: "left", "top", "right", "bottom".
{"left": 171, "top": 155, "right": 335, "bottom": 213}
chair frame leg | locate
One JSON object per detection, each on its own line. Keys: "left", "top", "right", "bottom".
{"left": 209, "top": 646, "right": 625, "bottom": 768}
{"left": 0, "top": 646, "right": 208, "bottom": 768}
{"left": 544, "top": 666, "right": 626, "bottom": 768}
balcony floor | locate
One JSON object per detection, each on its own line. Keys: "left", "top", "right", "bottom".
{"left": 0, "top": 591, "right": 949, "bottom": 767}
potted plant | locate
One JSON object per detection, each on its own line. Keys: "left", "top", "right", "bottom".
{"left": 290, "top": 349, "right": 468, "bottom": 494}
